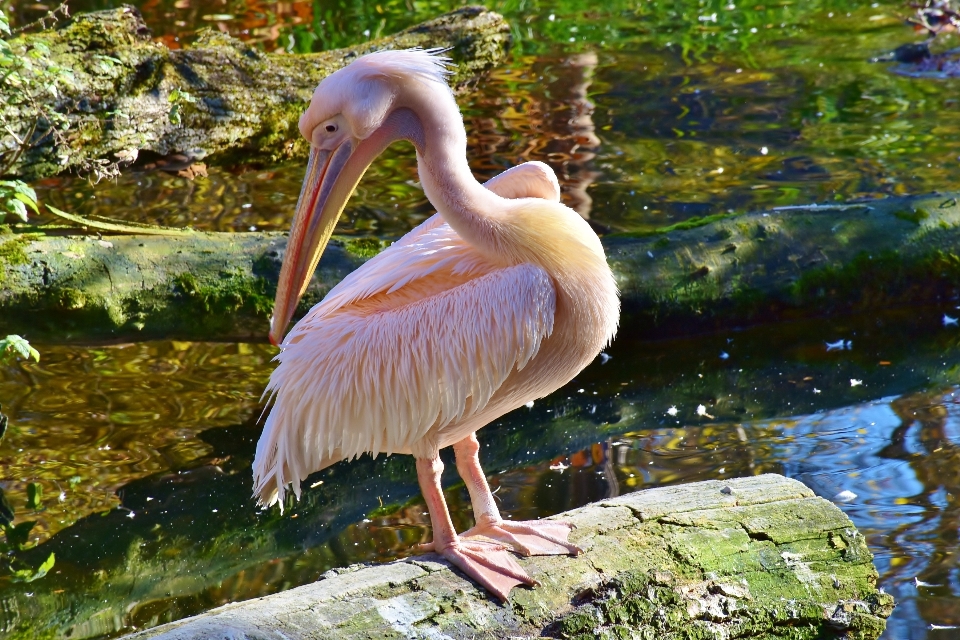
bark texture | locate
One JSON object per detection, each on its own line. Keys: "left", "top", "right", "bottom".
{"left": 118, "top": 474, "right": 891, "bottom": 640}
{"left": 1, "top": 192, "right": 958, "bottom": 343}
{"left": 0, "top": 5, "right": 510, "bottom": 180}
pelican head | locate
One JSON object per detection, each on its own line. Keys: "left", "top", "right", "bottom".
{"left": 270, "top": 50, "right": 452, "bottom": 346}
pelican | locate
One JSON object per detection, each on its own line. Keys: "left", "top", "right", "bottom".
{"left": 253, "top": 49, "right": 619, "bottom": 601}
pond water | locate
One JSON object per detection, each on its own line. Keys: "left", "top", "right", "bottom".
{"left": 2, "top": 0, "right": 960, "bottom": 638}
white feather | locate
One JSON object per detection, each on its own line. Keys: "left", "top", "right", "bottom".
{"left": 252, "top": 219, "right": 556, "bottom": 508}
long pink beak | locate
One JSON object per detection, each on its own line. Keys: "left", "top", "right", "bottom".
{"left": 270, "top": 110, "right": 417, "bottom": 346}
{"left": 270, "top": 140, "right": 361, "bottom": 346}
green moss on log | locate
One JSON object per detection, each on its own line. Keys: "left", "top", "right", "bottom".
{"left": 110, "top": 475, "right": 890, "bottom": 640}
{"left": 892, "top": 207, "right": 930, "bottom": 225}
{"left": 173, "top": 270, "right": 273, "bottom": 316}
{"left": 0, "top": 235, "right": 34, "bottom": 286}
{"left": 0, "top": 236, "right": 31, "bottom": 266}
{"left": 342, "top": 237, "right": 389, "bottom": 259}
{"left": 1, "top": 192, "right": 958, "bottom": 342}
{"left": 791, "top": 248, "right": 960, "bottom": 306}
{"left": 1, "top": 6, "right": 511, "bottom": 180}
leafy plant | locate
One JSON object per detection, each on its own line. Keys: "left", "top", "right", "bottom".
{"left": 0, "top": 336, "right": 36, "bottom": 449}
{"left": 10, "top": 550, "right": 54, "bottom": 582}
{"left": 0, "top": 179, "right": 37, "bottom": 223}
{"left": 0, "top": 332, "right": 49, "bottom": 580}
{"left": 0, "top": 334, "right": 39, "bottom": 364}
{"left": 0, "top": 486, "right": 55, "bottom": 583}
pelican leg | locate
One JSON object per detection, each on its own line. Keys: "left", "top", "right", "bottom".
{"left": 415, "top": 456, "right": 536, "bottom": 601}
{"left": 453, "top": 433, "right": 581, "bottom": 557}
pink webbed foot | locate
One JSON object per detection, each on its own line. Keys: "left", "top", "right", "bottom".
{"left": 421, "top": 538, "right": 537, "bottom": 601}
{"left": 462, "top": 518, "right": 581, "bottom": 557}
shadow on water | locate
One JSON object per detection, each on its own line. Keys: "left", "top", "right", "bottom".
{"left": 0, "top": 307, "right": 959, "bottom": 638}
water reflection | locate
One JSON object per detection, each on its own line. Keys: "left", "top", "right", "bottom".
{"left": 20, "top": 1, "right": 960, "bottom": 237}
{"left": 0, "top": 342, "right": 274, "bottom": 542}
{"left": 1, "top": 309, "right": 959, "bottom": 638}
{"left": 467, "top": 52, "right": 604, "bottom": 218}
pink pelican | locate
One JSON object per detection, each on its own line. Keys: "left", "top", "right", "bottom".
{"left": 253, "top": 49, "right": 619, "bottom": 601}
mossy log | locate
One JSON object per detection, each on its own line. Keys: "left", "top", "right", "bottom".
{"left": 1, "top": 192, "right": 958, "bottom": 343}
{"left": 117, "top": 474, "right": 891, "bottom": 640}
{"left": 0, "top": 5, "right": 510, "bottom": 180}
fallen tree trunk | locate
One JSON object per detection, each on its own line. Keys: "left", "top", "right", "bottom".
{"left": 118, "top": 474, "right": 891, "bottom": 640}
{"left": 1, "top": 192, "right": 958, "bottom": 343}
{"left": 0, "top": 6, "right": 509, "bottom": 180}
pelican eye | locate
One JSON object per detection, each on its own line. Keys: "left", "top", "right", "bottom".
{"left": 325, "top": 124, "right": 337, "bottom": 133}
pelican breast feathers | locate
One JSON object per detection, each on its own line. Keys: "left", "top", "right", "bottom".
{"left": 253, "top": 216, "right": 556, "bottom": 507}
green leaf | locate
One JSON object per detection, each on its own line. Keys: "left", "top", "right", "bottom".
{"left": 168, "top": 88, "right": 196, "bottom": 104}
{"left": 11, "top": 181, "right": 36, "bottom": 201}
{"left": 14, "top": 193, "right": 38, "bottom": 214}
{"left": 0, "top": 335, "right": 40, "bottom": 363}
{"left": 168, "top": 103, "right": 182, "bottom": 126}
{"left": 26, "top": 483, "right": 41, "bottom": 509}
{"left": 0, "top": 10, "right": 10, "bottom": 36}
{"left": 7, "top": 198, "right": 27, "bottom": 222}
{"left": 36, "top": 552, "right": 55, "bottom": 577}
{"left": 11, "top": 552, "right": 55, "bottom": 583}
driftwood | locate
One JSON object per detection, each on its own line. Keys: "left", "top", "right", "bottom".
{"left": 116, "top": 474, "right": 891, "bottom": 640}
{"left": 0, "top": 192, "right": 958, "bottom": 342}
{"left": 0, "top": 6, "right": 510, "bottom": 180}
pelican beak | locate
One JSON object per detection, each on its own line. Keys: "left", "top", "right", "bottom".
{"left": 270, "top": 139, "right": 366, "bottom": 346}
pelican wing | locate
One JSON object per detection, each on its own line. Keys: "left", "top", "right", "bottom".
{"left": 253, "top": 226, "right": 555, "bottom": 507}
{"left": 306, "top": 217, "right": 492, "bottom": 319}
{"left": 483, "top": 161, "right": 560, "bottom": 202}
{"left": 299, "top": 160, "right": 559, "bottom": 319}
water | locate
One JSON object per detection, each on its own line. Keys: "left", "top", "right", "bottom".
{"left": 2, "top": 0, "right": 960, "bottom": 638}
{"left": 23, "top": 0, "right": 960, "bottom": 234}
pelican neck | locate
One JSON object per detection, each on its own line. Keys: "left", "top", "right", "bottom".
{"left": 399, "top": 89, "right": 507, "bottom": 260}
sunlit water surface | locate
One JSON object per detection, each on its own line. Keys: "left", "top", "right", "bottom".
{"left": 1, "top": 310, "right": 959, "bottom": 638}
{"left": 17, "top": 0, "right": 960, "bottom": 236}
{"left": 3, "top": 0, "right": 960, "bottom": 638}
